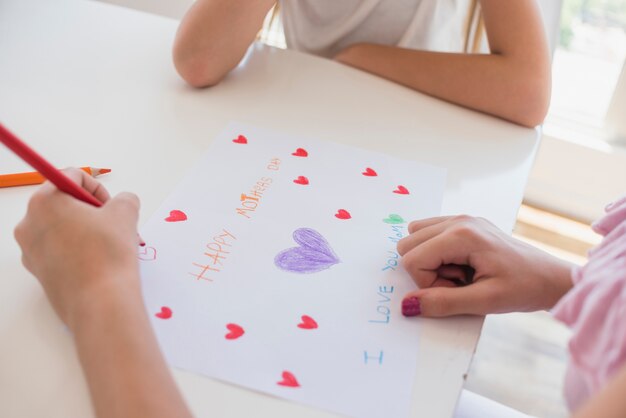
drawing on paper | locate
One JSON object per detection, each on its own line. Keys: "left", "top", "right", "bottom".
{"left": 138, "top": 124, "right": 448, "bottom": 418}
{"left": 165, "top": 209, "right": 188, "bottom": 222}
{"left": 137, "top": 246, "right": 157, "bottom": 261}
{"left": 225, "top": 323, "right": 245, "bottom": 340}
{"left": 274, "top": 228, "right": 340, "bottom": 274}
{"left": 277, "top": 371, "right": 300, "bottom": 388}
{"left": 383, "top": 214, "right": 405, "bottom": 225}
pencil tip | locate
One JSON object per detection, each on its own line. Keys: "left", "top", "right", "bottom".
{"left": 100, "top": 168, "right": 111, "bottom": 174}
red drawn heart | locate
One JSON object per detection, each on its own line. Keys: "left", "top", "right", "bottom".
{"left": 335, "top": 209, "right": 351, "bottom": 220}
{"left": 164, "top": 210, "right": 187, "bottom": 222}
{"left": 293, "top": 176, "right": 309, "bottom": 185}
{"left": 232, "top": 135, "right": 247, "bottom": 144}
{"left": 297, "top": 315, "right": 318, "bottom": 329}
{"left": 393, "top": 185, "right": 410, "bottom": 195}
{"left": 155, "top": 306, "right": 172, "bottom": 319}
{"left": 362, "top": 167, "right": 377, "bottom": 177}
{"left": 225, "top": 323, "right": 245, "bottom": 340}
{"left": 137, "top": 246, "right": 157, "bottom": 261}
{"left": 277, "top": 371, "right": 300, "bottom": 388}
{"left": 292, "top": 148, "right": 308, "bottom": 157}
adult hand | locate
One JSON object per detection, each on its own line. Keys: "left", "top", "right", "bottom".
{"left": 397, "top": 215, "right": 574, "bottom": 317}
{"left": 14, "top": 168, "right": 141, "bottom": 330}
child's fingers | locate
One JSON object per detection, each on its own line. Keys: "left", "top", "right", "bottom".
{"left": 61, "top": 167, "right": 111, "bottom": 203}
{"left": 402, "top": 281, "right": 500, "bottom": 317}
{"left": 38, "top": 167, "right": 110, "bottom": 204}
{"left": 105, "top": 192, "right": 140, "bottom": 226}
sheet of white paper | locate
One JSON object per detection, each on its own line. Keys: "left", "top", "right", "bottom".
{"left": 139, "top": 123, "right": 447, "bottom": 418}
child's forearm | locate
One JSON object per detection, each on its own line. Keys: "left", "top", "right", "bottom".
{"left": 335, "top": 44, "right": 549, "bottom": 128}
{"left": 334, "top": 0, "right": 551, "bottom": 127}
{"left": 173, "top": 0, "right": 276, "bottom": 88}
{"left": 72, "top": 279, "right": 192, "bottom": 418}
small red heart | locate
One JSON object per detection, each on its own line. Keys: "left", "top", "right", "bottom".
{"left": 137, "top": 246, "right": 157, "bottom": 261}
{"left": 164, "top": 210, "right": 187, "bottom": 222}
{"left": 393, "top": 185, "right": 410, "bottom": 195}
{"left": 362, "top": 167, "right": 377, "bottom": 177}
{"left": 297, "top": 315, "right": 318, "bottom": 330}
{"left": 293, "top": 176, "right": 309, "bottom": 185}
{"left": 335, "top": 209, "right": 351, "bottom": 220}
{"left": 277, "top": 371, "right": 300, "bottom": 388}
{"left": 155, "top": 306, "right": 172, "bottom": 319}
{"left": 292, "top": 148, "right": 308, "bottom": 157}
{"left": 232, "top": 135, "right": 247, "bottom": 144}
{"left": 225, "top": 323, "right": 245, "bottom": 340}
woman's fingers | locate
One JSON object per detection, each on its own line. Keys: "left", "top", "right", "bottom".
{"left": 399, "top": 215, "right": 480, "bottom": 256}
{"left": 402, "top": 279, "right": 502, "bottom": 317}
{"left": 437, "top": 264, "right": 475, "bottom": 285}
{"left": 401, "top": 228, "right": 481, "bottom": 288}
{"left": 398, "top": 219, "right": 453, "bottom": 256}
{"left": 399, "top": 215, "right": 565, "bottom": 317}
{"left": 407, "top": 216, "right": 454, "bottom": 234}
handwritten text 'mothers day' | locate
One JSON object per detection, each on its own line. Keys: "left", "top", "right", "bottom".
{"left": 189, "top": 157, "right": 281, "bottom": 283}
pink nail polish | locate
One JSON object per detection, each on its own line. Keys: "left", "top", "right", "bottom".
{"left": 402, "top": 297, "right": 421, "bottom": 317}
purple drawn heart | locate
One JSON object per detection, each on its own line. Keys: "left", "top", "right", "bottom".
{"left": 275, "top": 228, "right": 340, "bottom": 274}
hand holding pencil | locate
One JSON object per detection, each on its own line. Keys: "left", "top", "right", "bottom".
{"left": 6, "top": 125, "right": 191, "bottom": 418}
{"left": 0, "top": 122, "right": 144, "bottom": 246}
{"left": 1, "top": 123, "right": 145, "bottom": 320}
{"left": 0, "top": 123, "right": 106, "bottom": 206}
{"left": 14, "top": 167, "right": 143, "bottom": 329}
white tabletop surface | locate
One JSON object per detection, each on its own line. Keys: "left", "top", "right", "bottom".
{"left": 0, "top": 1, "right": 540, "bottom": 417}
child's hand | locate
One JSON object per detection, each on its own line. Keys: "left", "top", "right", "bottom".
{"left": 14, "top": 168, "right": 142, "bottom": 330}
{"left": 397, "top": 215, "right": 574, "bottom": 317}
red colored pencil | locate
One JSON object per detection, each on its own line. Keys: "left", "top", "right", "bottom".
{"left": 0, "top": 123, "right": 102, "bottom": 206}
{"left": 0, "top": 123, "right": 146, "bottom": 246}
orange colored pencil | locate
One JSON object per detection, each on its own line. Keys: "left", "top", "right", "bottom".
{"left": 0, "top": 166, "right": 111, "bottom": 188}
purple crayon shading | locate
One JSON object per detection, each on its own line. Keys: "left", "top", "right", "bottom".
{"left": 275, "top": 228, "right": 340, "bottom": 274}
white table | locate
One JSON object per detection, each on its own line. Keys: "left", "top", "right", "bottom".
{"left": 0, "top": 1, "right": 540, "bottom": 417}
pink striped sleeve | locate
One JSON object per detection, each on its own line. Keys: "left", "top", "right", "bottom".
{"left": 552, "top": 194, "right": 626, "bottom": 411}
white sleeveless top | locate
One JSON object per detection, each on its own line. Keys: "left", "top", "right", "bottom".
{"left": 279, "top": 0, "right": 471, "bottom": 58}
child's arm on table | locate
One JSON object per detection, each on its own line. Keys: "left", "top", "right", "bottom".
{"left": 173, "top": 0, "right": 276, "bottom": 87}
{"left": 14, "top": 169, "right": 192, "bottom": 418}
{"left": 397, "top": 215, "right": 574, "bottom": 317}
{"left": 334, "top": 0, "right": 551, "bottom": 127}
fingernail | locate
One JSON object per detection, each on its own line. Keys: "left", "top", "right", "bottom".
{"left": 402, "top": 297, "right": 421, "bottom": 317}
